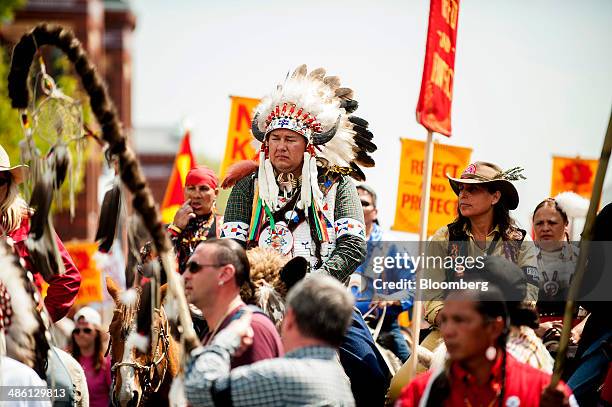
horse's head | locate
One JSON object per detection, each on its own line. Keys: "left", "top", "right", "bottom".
{"left": 242, "top": 248, "right": 308, "bottom": 329}
{"left": 106, "top": 277, "right": 173, "bottom": 406}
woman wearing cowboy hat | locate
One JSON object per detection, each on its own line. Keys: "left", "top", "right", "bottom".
{"left": 421, "top": 161, "right": 540, "bottom": 353}
{"left": 0, "top": 144, "right": 81, "bottom": 323}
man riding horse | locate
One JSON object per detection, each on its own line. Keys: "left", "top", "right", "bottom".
{"left": 221, "top": 64, "right": 389, "bottom": 406}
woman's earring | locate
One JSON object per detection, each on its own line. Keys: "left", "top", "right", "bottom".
{"left": 485, "top": 345, "right": 497, "bottom": 361}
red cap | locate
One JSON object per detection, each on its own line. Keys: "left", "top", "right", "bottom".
{"left": 185, "top": 166, "right": 218, "bottom": 189}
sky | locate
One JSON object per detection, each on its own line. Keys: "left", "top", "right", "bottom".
{"left": 129, "top": 0, "right": 612, "bottom": 236}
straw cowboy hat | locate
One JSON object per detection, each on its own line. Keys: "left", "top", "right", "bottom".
{"left": 0, "top": 145, "right": 28, "bottom": 185}
{"left": 447, "top": 161, "right": 526, "bottom": 210}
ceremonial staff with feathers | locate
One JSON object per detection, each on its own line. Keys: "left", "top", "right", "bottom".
{"left": 7, "top": 24, "right": 200, "bottom": 355}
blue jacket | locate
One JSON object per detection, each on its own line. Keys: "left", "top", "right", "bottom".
{"left": 350, "top": 224, "right": 413, "bottom": 318}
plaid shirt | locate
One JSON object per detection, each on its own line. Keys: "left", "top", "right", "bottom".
{"left": 223, "top": 173, "right": 366, "bottom": 284}
{"left": 185, "top": 330, "right": 355, "bottom": 407}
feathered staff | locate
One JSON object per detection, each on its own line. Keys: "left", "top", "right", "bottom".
{"left": 8, "top": 24, "right": 199, "bottom": 352}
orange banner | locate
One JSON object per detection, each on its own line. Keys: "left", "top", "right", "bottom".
{"left": 161, "top": 131, "right": 197, "bottom": 224}
{"left": 550, "top": 156, "right": 598, "bottom": 199}
{"left": 65, "top": 242, "right": 103, "bottom": 305}
{"left": 392, "top": 138, "right": 472, "bottom": 236}
{"left": 219, "top": 96, "right": 260, "bottom": 179}
{"left": 416, "top": 0, "right": 461, "bottom": 137}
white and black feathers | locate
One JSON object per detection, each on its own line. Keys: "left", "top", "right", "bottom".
{"left": 253, "top": 64, "right": 377, "bottom": 181}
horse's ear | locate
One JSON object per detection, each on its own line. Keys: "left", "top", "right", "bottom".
{"left": 106, "top": 276, "right": 121, "bottom": 303}
{"left": 279, "top": 256, "right": 308, "bottom": 292}
{"left": 160, "top": 284, "right": 168, "bottom": 303}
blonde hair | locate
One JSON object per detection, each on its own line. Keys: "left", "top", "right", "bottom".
{"left": 1, "top": 177, "right": 28, "bottom": 234}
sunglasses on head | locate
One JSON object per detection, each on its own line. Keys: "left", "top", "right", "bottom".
{"left": 73, "top": 327, "right": 93, "bottom": 335}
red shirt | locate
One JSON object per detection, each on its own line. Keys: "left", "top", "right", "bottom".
{"left": 601, "top": 362, "right": 612, "bottom": 404}
{"left": 203, "top": 304, "right": 284, "bottom": 369}
{"left": 397, "top": 353, "right": 574, "bottom": 407}
{"left": 9, "top": 217, "right": 81, "bottom": 322}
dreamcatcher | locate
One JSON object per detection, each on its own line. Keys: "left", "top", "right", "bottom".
{"left": 18, "top": 54, "right": 86, "bottom": 217}
{"left": 8, "top": 22, "right": 199, "bottom": 356}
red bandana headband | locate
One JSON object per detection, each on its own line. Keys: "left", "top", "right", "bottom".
{"left": 186, "top": 166, "right": 218, "bottom": 189}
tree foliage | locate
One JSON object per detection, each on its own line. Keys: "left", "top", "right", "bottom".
{"left": 0, "top": 0, "right": 26, "bottom": 24}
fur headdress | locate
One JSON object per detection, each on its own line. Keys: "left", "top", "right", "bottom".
{"left": 249, "top": 64, "right": 377, "bottom": 212}
{"left": 241, "top": 247, "right": 308, "bottom": 330}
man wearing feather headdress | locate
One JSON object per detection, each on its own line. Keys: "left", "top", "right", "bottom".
{"left": 222, "top": 65, "right": 390, "bottom": 406}
{"left": 221, "top": 65, "right": 376, "bottom": 284}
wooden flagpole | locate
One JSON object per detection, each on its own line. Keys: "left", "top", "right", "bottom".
{"left": 389, "top": 0, "right": 460, "bottom": 400}
{"left": 388, "top": 131, "right": 436, "bottom": 403}
{"left": 409, "top": 130, "right": 435, "bottom": 378}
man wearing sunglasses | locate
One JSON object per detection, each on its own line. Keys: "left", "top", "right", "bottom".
{"left": 184, "top": 238, "right": 283, "bottom": 369}
{"left": 349, "top": 184, "right": 413, "bottom": 363}
{"left": 184, "top": 275, "right": 355, "bottom": 407}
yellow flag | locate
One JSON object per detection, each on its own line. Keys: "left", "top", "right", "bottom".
{"left": 219, "top": 96, "right": 261, "bottom": 179}
{"left": 64, "top": 241, "right": 103, "bottom": 304}
{"left": 392, "top": 138, "right": 472, "bottom": 237}
{"left": 550, "top": 156, "right": 598, "bottom": 199}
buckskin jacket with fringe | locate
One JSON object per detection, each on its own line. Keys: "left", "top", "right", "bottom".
{"left": 9, "top": 217, "right": 81, "bottom": 322}
{"left": 222, "top": 171, "right": 366, "bottom": 284}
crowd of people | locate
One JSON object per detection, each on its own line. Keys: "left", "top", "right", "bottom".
{"left": 0, "top": 63, "right": 610, "bottom": 407}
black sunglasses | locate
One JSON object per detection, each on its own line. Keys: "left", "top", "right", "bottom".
{"left": 186, "top": 262, "right": 223, "bottom": 274}
{"left": 0, "top": 177, "right": 10, "bottom": 187}
{"left": 73, "top": 327, "right": 93, "bottom": 335}
{"left": 360, "top": 200, "right": 373, "bottom": 208}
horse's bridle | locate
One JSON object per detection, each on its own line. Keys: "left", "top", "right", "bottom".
{"left": 110, "top": 307, "right": 171, "bottom": 405}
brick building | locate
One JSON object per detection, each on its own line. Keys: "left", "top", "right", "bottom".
{"left": 0, "top": 0, "right": 136, "bottom": 240}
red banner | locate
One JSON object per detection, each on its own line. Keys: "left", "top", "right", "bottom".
{"left": 416, "top": 0, "right": 460, "bottom": 137}
{"left": 161, "top": 131, "right": 197, "bottom": 224}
